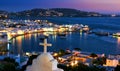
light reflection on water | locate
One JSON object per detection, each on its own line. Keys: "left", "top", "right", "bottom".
{"left": 8, "top": 17, "right": 120, "bottom": 55}
{"left": 117, "top": 37, "right": 120, "bottom": 47}
{"left": 10, "top": 32, "right": 120, "bottom": 55}
{"left": 16, "top": 36, "right": 23, "bottom": 55}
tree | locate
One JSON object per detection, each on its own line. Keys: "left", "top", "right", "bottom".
{"left": 21, "top": 55, "right": 38, "bottom": 71}
{"left": 90, "top": 53, "right": 98, "bottom": 58}
{"left": 58, "top": 49, "right": 66, "bottom": 56}
{"left": 115, "top": 65, "right": 120, "bottom": 71}
{"left": 0, "top": 64, "right": 4, "bottom": 71}
{"left": 92, "top": 57, "right": 106, "bottom": 65}
{"left": 3, "top": 57, "right": 19, "bottom": 67}
{"left": 0, "top": 62, "right": 18, "bottom": 71}
{"left": 3, "top": 63, "right": 16, "bottom": 71}
{"left": 74, "top": 48, "right": 81, "bottom": 51}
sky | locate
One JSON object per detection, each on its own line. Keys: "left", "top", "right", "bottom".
{"left": 0, "top": 0, "right": 120, "bottom": 14}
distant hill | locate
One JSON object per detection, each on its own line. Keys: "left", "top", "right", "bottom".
{"left": 0, "top": 8, "right": 119, "bottom": 18}
{"left": 11, "top": 8, "right": 104, "bottom": 17}
{"left": 0, "top": 10, "right": 8, "bottom": 19}
{"left": 0, "top": 10, "right": 8, "bottom": 14}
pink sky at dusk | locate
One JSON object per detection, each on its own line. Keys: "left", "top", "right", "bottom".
{"left": 0, "top": 0, "right": 120, "bottom": 13}
{"left": 61, "top": 0, "right": 120, "bottom": 13}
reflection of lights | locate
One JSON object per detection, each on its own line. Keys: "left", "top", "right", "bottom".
{"left": 27, "top": 34, "right": 32, "bottom": 40}
{"left": 52, "top": 35, "right": 57, "bottom": 40}
{"left": 12, "top": 38, "right": 15, "bottom": 45}
{"left": 7, "top": 43, "right": 10, "bottom": 50}
{"left": 80, "top": 32, "right": 82, "bottom": 36}
{"left": 117, "top": 37, "right": 120, "bottom": 46}
{"left": 69, "top": 32, "right": 72, "bottom": 35}
{"left": 118, "top": 37, "right": 120, "bottom": 42}
{"left": 7, "top": 43, "right": 10, "bottom": 56}
{"left": 53, "top": 32, "right": 57, "bottom": 35}
{"left": 7, "top": 33, "right": 12, "bottom": 41}
{"left": 84, "top": 33, "right": 87, "bottom": 39}
{"left": 34, "top": 34, "right": 37, "bottom": 42}
{"left": 17, "top": 36, "right": 22, "bottom": 46}
{"left": 16, "top": 36, "right": 22, "bottom": 54}
{"left": 80, "top": 29, "right": 82, "bottom": 36}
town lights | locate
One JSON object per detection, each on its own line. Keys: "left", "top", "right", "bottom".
{"left": 70, "top": 60, "right": 78, "bottom": 67}
{"left": 53, "top": 53, "right": 58, "bottom": 57}
{"left": 17, "top": 30, "right": 24, "bottom": 35}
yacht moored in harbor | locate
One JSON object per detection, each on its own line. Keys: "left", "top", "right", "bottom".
{"left": 113, "top": 33, "right": 120, "bottom": 37}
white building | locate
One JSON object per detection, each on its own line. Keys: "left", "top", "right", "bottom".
{"left": 26, "top": 39, "right": 63, "bottom": 71}
{"left": 104, "top": 58, "right": 119, "bottom": 67}
{"left": 108, "top": 54, "right": 120, "bottom": 60}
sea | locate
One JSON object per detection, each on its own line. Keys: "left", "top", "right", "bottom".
{"left": 9, "top": 17, "right": 120, "bottom": 55}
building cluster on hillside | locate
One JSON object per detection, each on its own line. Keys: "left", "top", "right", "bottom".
{"left": 0, "top": 14, "right": 8, "bottom": 19}
{"left": 42, "top": 10, "right": 63, "bottom": 17}
{"left": 0, "top": 19, "right": 89, "bottom": 43}
{"left": 105, "top": 54, "right": 120, "bottom": 67}
{"left": 0, "top": 19, "right": 120, "bottom": 71}
{"left": 52, "top": 49, "right": 120, "bottom": 71}
{"left": 1, "top": 8, "right": 118, "bottom": 18}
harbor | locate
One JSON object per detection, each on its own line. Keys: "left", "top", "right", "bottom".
{"left": 1, "top": 0, "right": 120, "bottom": 71}
{"left": 0, "top": 19, "right": 120, "bottom": 55}
{"left": 0, "top": 18, "right": 120, "bottom": 71}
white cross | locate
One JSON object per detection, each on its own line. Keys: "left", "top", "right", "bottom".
{"left": 40, "top": 39, "right": 52, "bottom": 53}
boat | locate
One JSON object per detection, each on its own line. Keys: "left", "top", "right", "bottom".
{"left": 86, "top": 31, "right": 93, "bottom": 34}
{"left": 57, "top": 32, "right": 67, "bottom": 36}
{"left": 57, "top": 32, "right": 67, "bottom": 38}
{"left": 94, "top": 32, "right": 109, "bottom": 36}
{"left": 39, "top": 34, "right": 48, "bottom": 40}
{"left": 82, "top": 25, "right": 90, "bottom": 32}
{"left": 113, "top": 33, "right": 120, "bottom": 37}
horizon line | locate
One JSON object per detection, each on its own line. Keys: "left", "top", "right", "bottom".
{"left": 0, "top": 7, "right": 119, "bottom": 15}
